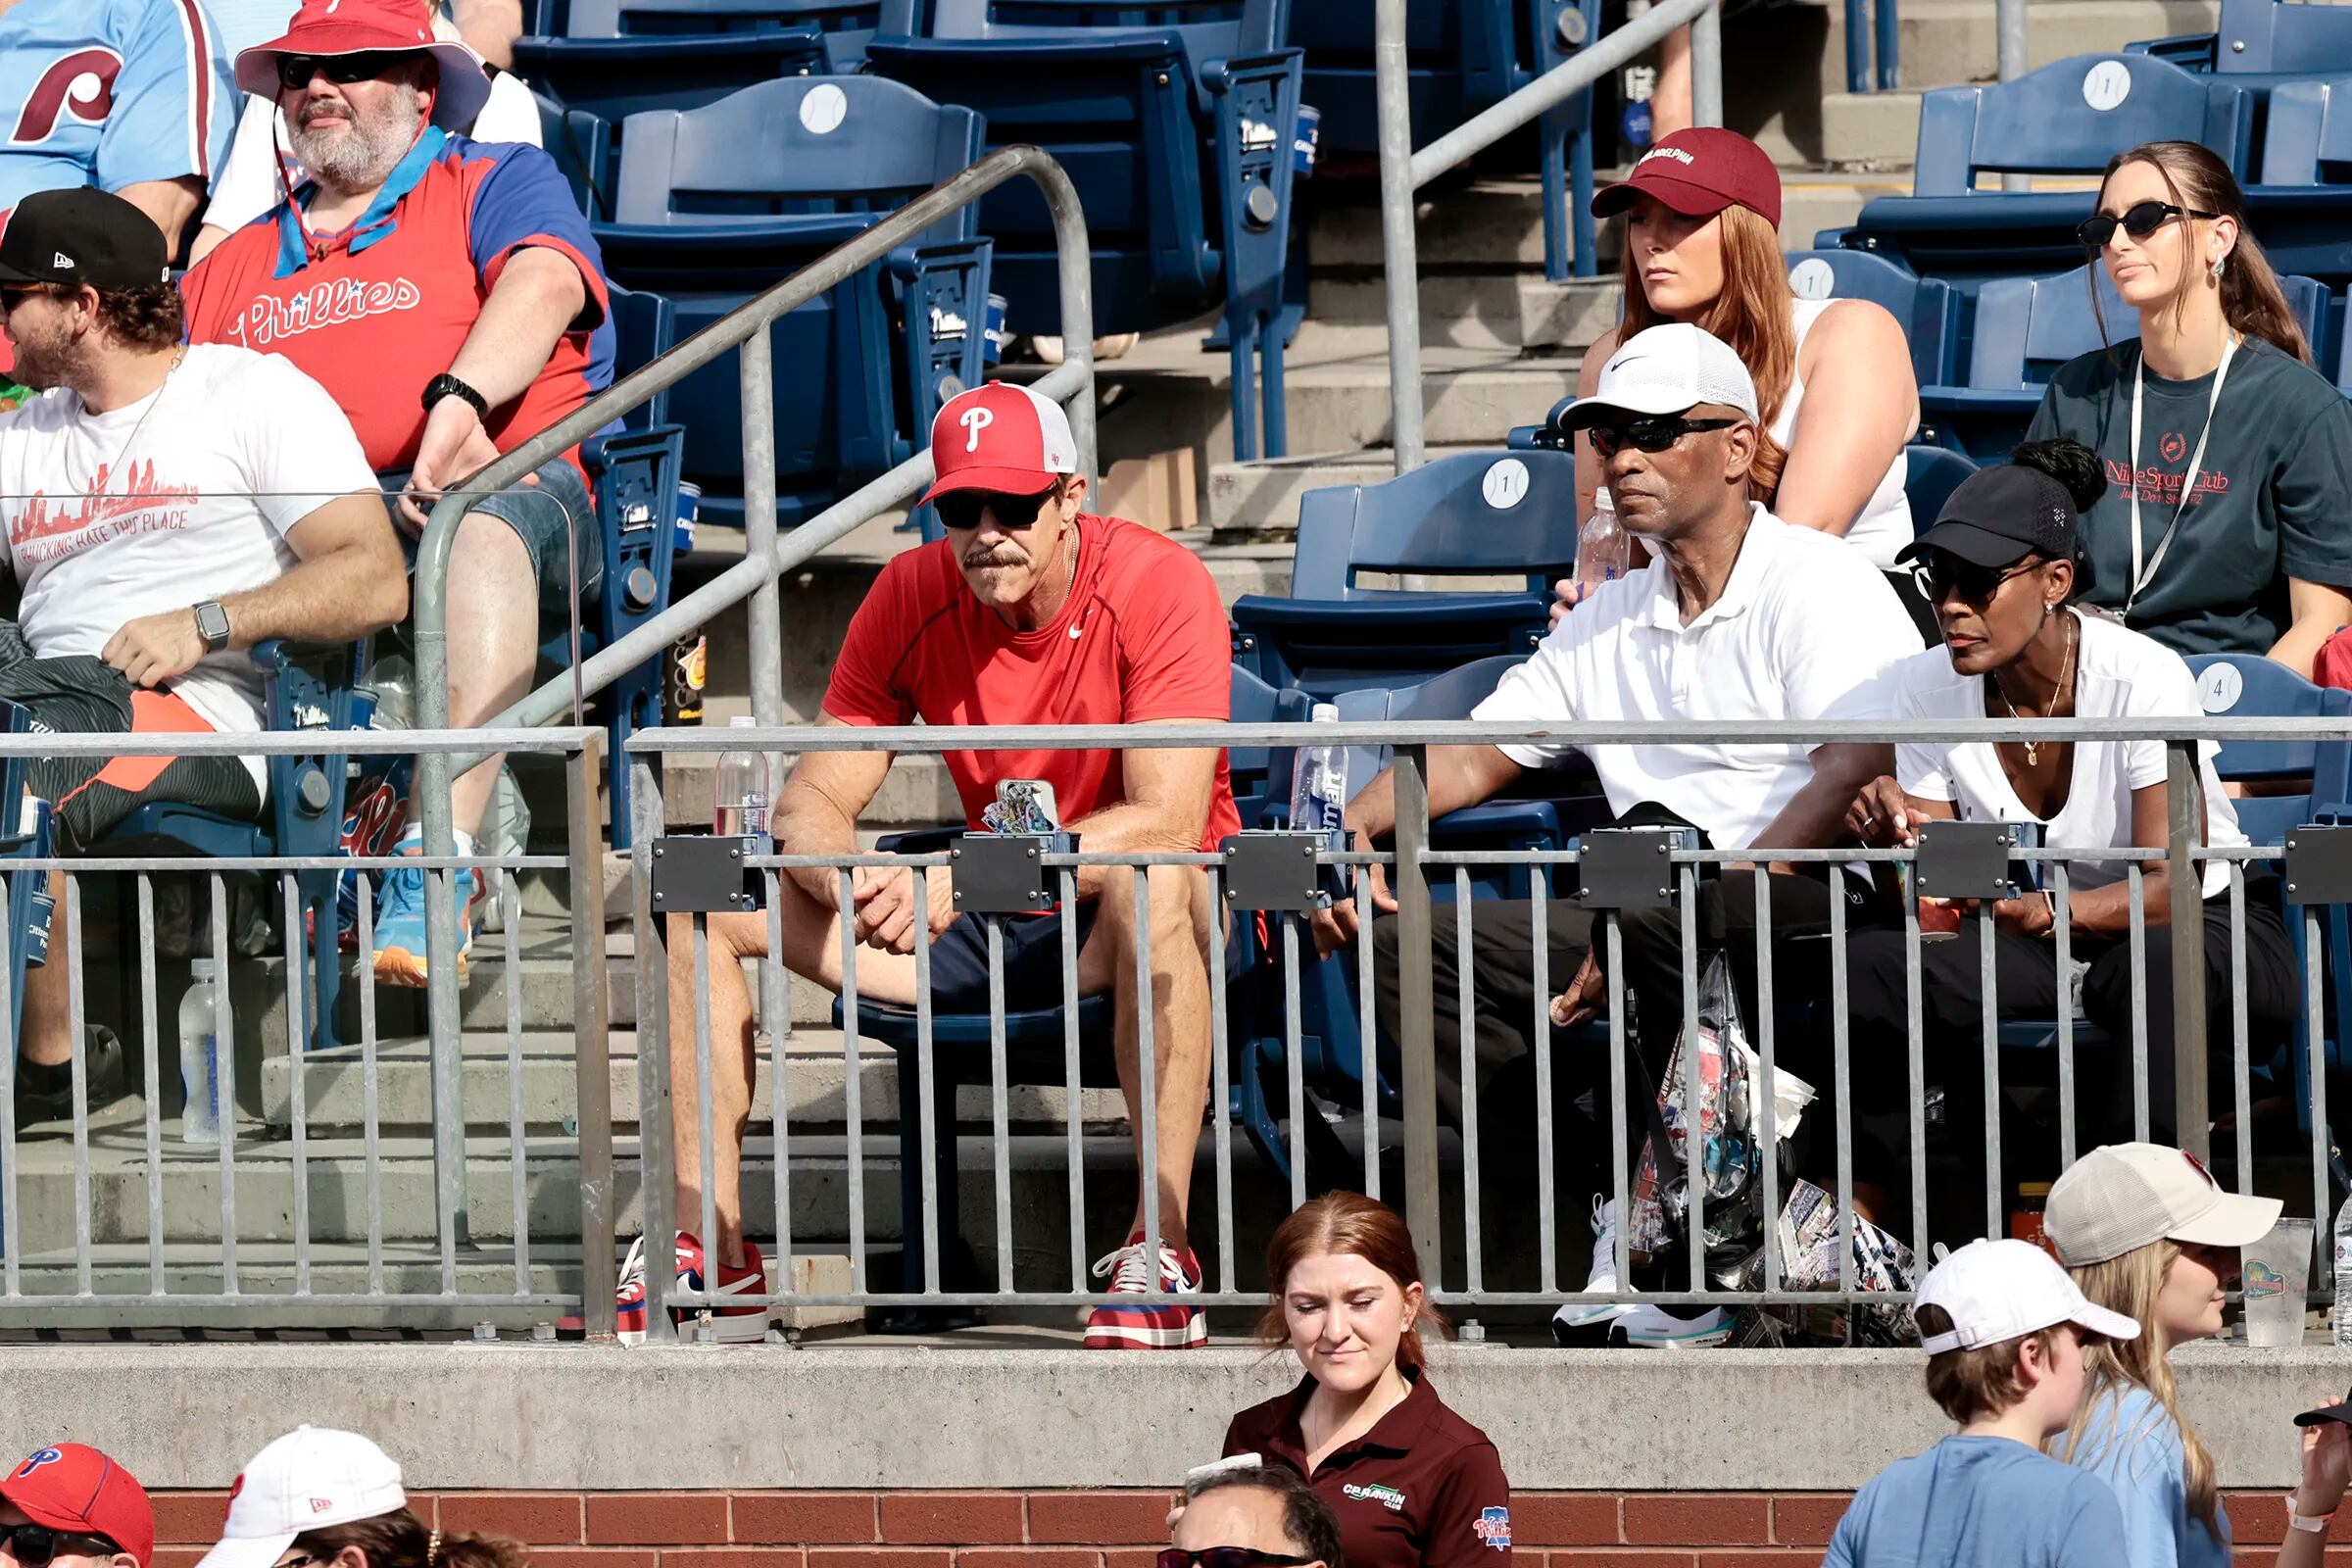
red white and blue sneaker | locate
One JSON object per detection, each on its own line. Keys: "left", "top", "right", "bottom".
{"left": 1083, "top": 1233, "right": 1206, "bottom": 1349}
{"left": 615, "top": 1232, "right": 771, "bottom": 1345}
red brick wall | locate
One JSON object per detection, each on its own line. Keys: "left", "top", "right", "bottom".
{"left": 139, "top": 1490, "right": 2352, "bottom": 1567}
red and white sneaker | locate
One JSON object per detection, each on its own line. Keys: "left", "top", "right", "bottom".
{"left": 615, "top": 1232, "right": 771, "bottom": 1345}
{"left": 1083, "top": 1234, "right": 1206, "bottom": 1349}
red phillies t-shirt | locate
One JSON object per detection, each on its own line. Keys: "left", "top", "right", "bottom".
{"left": 176, "top": 129, "right": 612, "bottom": 476}
{"left": 824, "top": 514, "right": 1242, "bottom": 850}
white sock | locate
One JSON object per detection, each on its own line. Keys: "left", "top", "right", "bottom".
{"left": 397, "top": 824, "right": 477, "bottom": 858}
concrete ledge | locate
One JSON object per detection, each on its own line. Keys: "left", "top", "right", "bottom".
{"left": 4, "top": 1340, "right": 2337, "bottom": 1492}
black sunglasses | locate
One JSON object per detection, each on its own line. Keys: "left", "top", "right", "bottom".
{"left": 275, "top": 51, "right": 413, "bottom": 90}
{"left": 1156, "top": 1550, "right": 1316, "bottom": 1568}
{"left": 2076, "top": 199, "right": 2222, "bottom": 251}
{"left": 1, "top": 1525, "right": 122, "bottom": 1567}
{"left": 1912, "top": 556, "right": 2040, "bottom": 606}
{"left": 1586, "top": 416, "right": 1738, "bottom": 459}
{"left": 933, "top": 484, "right": 1059, "bottom": 532}
{"left": 0, "top": 284, "right": 56, "bottom": 315}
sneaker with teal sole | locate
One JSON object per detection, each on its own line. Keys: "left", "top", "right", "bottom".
{"left": 371, "top": 859, "right": 484, "bottom": 988}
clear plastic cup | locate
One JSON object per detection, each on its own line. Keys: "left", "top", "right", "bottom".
{"left": 2242, "top": 1216, "right": 2315, "bottom": 1348}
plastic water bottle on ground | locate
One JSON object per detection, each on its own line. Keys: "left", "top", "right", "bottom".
{"left": 1575, "top": 486, "right": 1633, "bottom": 595}
{"left": 177, "top": 958, "right": 224, "bottom": 1147}
{"left": 2332, "top": 1190, "right": 2352, "bottom": 1346}
{"left": 713, "top": 714, "right": 770, "bottom": 837}
{"left": 1289, "top": 703, "right": 1348, "bottom": 837}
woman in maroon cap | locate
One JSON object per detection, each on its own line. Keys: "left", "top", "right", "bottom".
{"left": 1221, "top": 1193, "right": 1512, "bottom": 1568}
{"left": 1568, "top": 128, "right": 1921, "bottom": 579}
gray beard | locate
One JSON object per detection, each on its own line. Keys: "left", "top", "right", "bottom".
{"left": 288, "top": 97, "right": 421, "bottom": 191}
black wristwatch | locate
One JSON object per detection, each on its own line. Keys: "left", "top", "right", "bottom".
{"left": 421, "top": 372, "right": 489, "bottom": 419}
{"left": 193, "top": 600, "right": 230, "bottom": 653}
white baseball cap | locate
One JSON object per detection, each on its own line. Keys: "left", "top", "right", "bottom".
{"left": 194, "top": 1428, "right": 407, "bottom": 1568}
{"left": 2043, "top": 1143, "right": 2282, "bottom": 1267}
{"left": 1549, "top": 321, "right": 1761, "bottom": 430}
{"left": 1915, "top": 1237, "right": 2140, "bottom": 1353}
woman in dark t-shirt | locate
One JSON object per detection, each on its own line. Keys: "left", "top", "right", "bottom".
{"left": 1221, "top": 1194, "right": 1513, "bottom": 1568}
{"left": 2023, "top": 140, "right": 2352, "bottom": 675}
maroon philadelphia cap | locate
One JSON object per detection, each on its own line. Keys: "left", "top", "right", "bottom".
{"left": 1591, "top": 128, "right": 1783, "bottom": 228}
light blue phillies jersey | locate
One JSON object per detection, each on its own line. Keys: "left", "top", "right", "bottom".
{"left": 0, "top": 0, "right": 235, "bottom": 211}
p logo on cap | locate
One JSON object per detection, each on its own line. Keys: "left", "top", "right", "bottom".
{"left": 14, "top": 1449, "right": 62, "bottom": 1481}
{"left": 960, "top": 406, "right": 994, "bottom": 453}
{"left": 920, "top": 382, "right": 1080, "bottom": 504}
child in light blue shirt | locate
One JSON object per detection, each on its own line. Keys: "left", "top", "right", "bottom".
{"left": 1825, "top": 1239, "right": 2134, "bottom": 1568}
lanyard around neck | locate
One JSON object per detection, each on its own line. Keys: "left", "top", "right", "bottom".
{"left": 2126, "top": 332, "right": 2236, "bottom": 616}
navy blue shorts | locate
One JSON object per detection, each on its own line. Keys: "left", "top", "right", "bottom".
{"left": 923, "top": 903, "right": 1100, "bottom": 1013}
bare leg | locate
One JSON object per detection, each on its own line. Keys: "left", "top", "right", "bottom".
{"left": 1652, "top": 22, "right": 1695, "bottom": 139}
{"left": 667, "top": 876, "right": 924, "bottom": 1268}
{"left": 19, "top": 869, "right": 66, "bottom": 1067}
{"left": 1079, "top": 866, "right": 1214, "bottom": 1252}
{"left": 442, "top": 513, "right": 539, "bottom": 839}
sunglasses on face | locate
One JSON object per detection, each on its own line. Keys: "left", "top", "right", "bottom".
{"left": 2076, "top": 198, "right": 2222, "bottom": 251}
{"left": 0, "top": 284, "right": 55, "bottom": 315}
{"left": 0, "top": 1525, "right": 122, "bottom": 1567}
{"left": 1155, "top": 1550, "right": 1316, "bottom": 1568}
{"left": 1586, "top": 416, "right": 1738, "bottom": 459}
{"left": 1912, "top": 556, "right": 2039, "bottom": 606}
{"left": 933, "top": 484, "right": 1059, "bottom": 532}
{"left": 275, "top": 51, "right": 411, "bottom": 90}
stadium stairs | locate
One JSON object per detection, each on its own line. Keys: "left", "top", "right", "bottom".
{"left": 0, "top": 0, "right": 2221, "bottom": 1332}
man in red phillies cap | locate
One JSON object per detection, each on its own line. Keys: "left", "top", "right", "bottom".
{"left": 640, "top": 380, "right": 1240, "bottom": 1351}
{"left": 0, "top": 1444, "right": 153, "bottom": 1568}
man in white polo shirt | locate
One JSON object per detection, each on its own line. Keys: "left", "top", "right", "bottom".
{"left": 1309, "top": 322, "right": 1919, "bottom": 1342}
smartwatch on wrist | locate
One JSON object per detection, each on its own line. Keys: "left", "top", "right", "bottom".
{"left": 420, "top": 372, "right": 489, "bottom": 420}
{"left": 193, "top": 600, "right": 229, "bottom": 654}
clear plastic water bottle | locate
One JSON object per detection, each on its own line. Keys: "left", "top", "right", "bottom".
{"left": 2332, "top": 1190, "right": 2352, "bottom": 1346}
{"left": 1575, "top": 486, "right": 1633, "bottom": 594}
{"left": 1288, "top": 703, "right": 1348, "bottom": 837}
{"left": 713, "top": 714, "right": 770, "bottom": 837}
{"left": 177, "top": 958, "right": 224, "bottom": 1147}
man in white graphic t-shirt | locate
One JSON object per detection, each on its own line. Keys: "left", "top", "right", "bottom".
{"left": 0, "top": 185, "right": 407, "bottom": 1128}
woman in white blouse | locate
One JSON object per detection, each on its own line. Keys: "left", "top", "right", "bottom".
{"left": 1842, "top": 439, "right": 2299, "bottom": 1151}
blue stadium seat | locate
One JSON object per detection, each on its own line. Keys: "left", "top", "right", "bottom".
{"left": 1785, "top": 248, "right": 1961, "bottom": 387}
{"left": 105, "top": 643, "right": 370, "bottom": 1055}
{"left": 1290, "top": 0, "right": 1605, "bottom": 281}
{"left": 1915, "top": 263, "right": 2329, "bottom": 461}
{"left": 1834, "top": 55, "right": 2254, "bottom": 300}
{"left": 0, "top": 700, "right": 54, "bottom": 1063}
{"left": 844, "top": 663, "right": 1290, "bottom": 1312}
{"left": 1903, "top": 444, "right": 1977, "bottom": 536}
{"left": 2129, "top": 0, "right": 2352, "bottom": 75}
{"left": 866, "top": 0, "right": 1307, "bottom": 460}
{"left": 535, "top": 91, "right": 615, "bottom": 219}
{"left": 512, "top": 0, "right": 866, "bottom": 126}
{"left": 1227, "top": 450, "right": 1576, "bottom": 698}
{"left": 2245, "top": 77, "right": 2352, "bottom": 291}
{"left": 595, "top": 76, "right": 992, "bottom": 533}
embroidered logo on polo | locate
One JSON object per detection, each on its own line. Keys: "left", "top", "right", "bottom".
{"left": 1474, "top": 1506, "right": 1511, "bottom": 1551}
{"left": 1342, "top": 1482, "right": 1406, "bottom": 1512}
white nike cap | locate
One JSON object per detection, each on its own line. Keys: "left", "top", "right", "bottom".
{"left": 2043, "top": 1142, "right": 2282, "bottom": 1267}
{"left": 1549, "top": 321, "right": 1761, "bottom": 429}
{"left": 194, "top": 1428, "right": 407, "bottom": 1568}
{"left": 1915, "top": 1238, "right": 2140, "bottom": 1353}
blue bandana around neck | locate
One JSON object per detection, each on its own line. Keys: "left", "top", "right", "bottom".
{"left": 273, "top": 125, "right": 448, "bottom": 279}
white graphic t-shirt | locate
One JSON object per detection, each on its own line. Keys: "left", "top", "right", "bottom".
{"left": 0, "top": 343, "right": 377, "bottom": 787}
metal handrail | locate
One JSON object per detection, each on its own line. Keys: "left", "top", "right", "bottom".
{"left": 402, "top": 144, "right": 1097, "bottom": 1285}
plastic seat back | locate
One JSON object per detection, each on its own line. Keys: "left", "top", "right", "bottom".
{"left": 1292, "top": 449, "right": 1578, "bottom": 601}
{"left": 1787, "top": 249, "right": 1961, "bottom": 387}
{"left": 2188, "top": 654, "right": 2352, "bottom": 850}
{"left": 1904, "top": 445, "right": 1977, "bottom": 534}
{"left": 917, "top": 0, "right": 1283, "bottom": 90}
{"left": 1330, "top": 655, "right": 1521, "bottom": 808}
{"left": 1968, "top": 265, "right": 2328, "bottom": 389}
{"left": 1912, "top": 54, "right": 2252, "bottom": 195}
{"left": 556, "top": 0, "right": 882, "bottom": 54}
{"left": 2213, "top": 0, "right": 2352, "bottom": 73}
{"left": 1230, "top": 662, "right": 1309, "bottom": 826}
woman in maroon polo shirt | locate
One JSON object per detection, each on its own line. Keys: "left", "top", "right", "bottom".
{"left": 1221, "top": 1193, "right": 1514, "bottom": 1567}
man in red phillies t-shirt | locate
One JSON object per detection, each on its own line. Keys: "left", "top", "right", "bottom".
{"left": 633, "top": 382, "right": 1238, "bottom": 1352}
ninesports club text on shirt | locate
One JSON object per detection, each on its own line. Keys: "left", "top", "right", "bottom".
{"left": 229, "top": 275, "right": 423, "bottom": 347}
{"left": 2107, "top": 456, "right": 2230, "bottom": 507}
{"left": 7, "top": 460, "right": 199, "bottom": 566}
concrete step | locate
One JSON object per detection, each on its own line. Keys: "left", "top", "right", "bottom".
{"left": 1310, "top": 273, "right": 1620, "bottom": 353}
{"left": 1308, "top": 173, "right": 1906, "bottom": 271}
{"left": 255, "top": 1027, "right": 1131, "bottom": 1132}
{"left": 1205, "top": 445, "right": 1505, "bottom": 538}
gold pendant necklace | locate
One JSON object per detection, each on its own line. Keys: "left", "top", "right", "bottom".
{"left": 1991, "top": 610, "right": 2077, "bottom": 765}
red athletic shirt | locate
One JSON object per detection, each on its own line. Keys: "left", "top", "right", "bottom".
{"left": 823, "top": 514, "right": 1241, "bottom": 851}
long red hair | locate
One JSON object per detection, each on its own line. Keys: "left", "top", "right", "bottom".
{"left": 1616, "top": 202, "right": 1792, "bottom": 503}
{"left": 1255, "top": 1192, "right": 1448, "bottom": 1367}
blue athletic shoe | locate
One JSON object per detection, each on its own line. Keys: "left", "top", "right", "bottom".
{"left": 371, "top": 858, "right": 484, "bottom": 988}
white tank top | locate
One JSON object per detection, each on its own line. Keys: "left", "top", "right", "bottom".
{"left": 1767, "top": 298, "right": 1914, "bottom": 570}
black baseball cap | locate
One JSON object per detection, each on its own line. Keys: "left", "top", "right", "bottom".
{"left": 1894, "top": 463, "right": 2099, "bottom": 595}
{"left": 2295, "top": 1396, "right": 2352, "bottom": 1429}
{"left": 0, "top": 187, "right": 170, "bottom": 291}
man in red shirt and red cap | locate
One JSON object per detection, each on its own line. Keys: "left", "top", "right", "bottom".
{"left": 0, "top": 1443, "right": 153, "bottom": 1568}
{"left": 177, "top": 0, "right": 612, "bottom": 993}
{"left": 632, "top": 382, "right": 1238, "bottom": 1351}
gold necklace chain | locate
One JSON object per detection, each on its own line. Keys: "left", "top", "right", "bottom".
{"left": 1991, "top": 608, "right": 2077, "bottom": 766}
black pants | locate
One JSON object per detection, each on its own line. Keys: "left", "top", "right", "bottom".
{"left": 1842, "top": 881, "right": 2302, "bottom": 1151}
